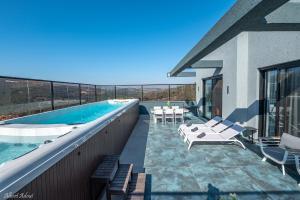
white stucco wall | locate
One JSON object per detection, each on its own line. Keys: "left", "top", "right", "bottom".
{"left": 195, "top": 36, "right": 237, "bottom": 118}
{"left": 246, "top": 31, "right": 300, "bottom": 130}
{"left": 195, "top": 31, "right": 300, "bottom": 136}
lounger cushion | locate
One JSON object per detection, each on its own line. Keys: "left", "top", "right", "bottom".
{"left": 280, "top": 133, "right": 300, "bottom": 150}
{"left": 186, "top": 122, "right": 193, "bottom": 127}
{"left": 206, "top": 116, "right": 222, "bottom": 127}
{"left": 191, "top": 127, "right": 198, "bottom": 132}
{"left": 197, "top": 132, "right": 206, "bottom": 138}
{"left": 211, "top": 120, "right": 233, "bottom": 133}
{"left": 263, "top": 147, "right": 287, "bottom": 162}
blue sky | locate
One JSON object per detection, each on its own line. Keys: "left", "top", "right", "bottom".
{"left": 0, "top": 0, "right": 235, "bottom": 85}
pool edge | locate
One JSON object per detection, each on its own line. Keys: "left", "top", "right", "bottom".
{"left": 0, "top": 99, "right": 139, "bottom": 199}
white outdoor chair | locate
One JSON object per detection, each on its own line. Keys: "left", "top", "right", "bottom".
{"left": 260, "top": 133, "right": 300, "bottom": 175}
{"left": 172, "top": 106, "right": 180, "bottom": 110}
{"left": 185, "top": 124, "right": 246, "bottom": 150}
{"left": 174, "top": 108, "right": 184, "bottom": 123}
{"left": 163, "top": 106, "right": 170, "bottom": 110}
{"left": 295, "top": 156, "right": 300, "bottom": 186}
{"left": 153, "top": 106, "right": 162, "bottom": 110}
{"left": 178, "top": 116, "right": 222, "bottom": 135}
{"left": 153, "top": 109, "right": 164, "bottom": 123}
{"left": 164, "top": 108, "right": 174, "bottom": 124}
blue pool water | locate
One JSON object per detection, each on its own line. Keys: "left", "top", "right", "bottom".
{"left": 6, "top": 101, "right": 124, "bottom": 125}
{"left": 0, "top": 101, "right": 125, "bottom": 164}
{"left": 0, "top": 140, "right": 40, "bottom": 164}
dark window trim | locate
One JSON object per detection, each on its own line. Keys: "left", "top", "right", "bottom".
{"left": 259, "top": 60, "right": 300, "bottom": 71}
{"left": 258, "top": 71, "right": 265, "bottom": 137}
{"left": 259, "top": 60, "right": 300, "bottom": 137}
{"left": 202, "top": 74, "right": 223, "bottom": 81}
{"left": 202, "top": 74, "right": 223, "bottom": 119}
{"left": 202, "top": 79, "right": 208, "bottom": 119}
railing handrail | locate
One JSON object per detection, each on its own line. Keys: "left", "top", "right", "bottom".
{"left": 0, "top": 75, "right": 195, "bottom": 86}
{"left": 0, "top": 75, "right": 196, "bottom": 120}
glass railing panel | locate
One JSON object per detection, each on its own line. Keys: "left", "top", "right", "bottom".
{"left": 80, "top": 84, "right": 96, "bottom": 104}
{"left": 96, "top": 85, "right": 115, "bottom": 101}
{"left": 53, "top": 82, "right": 80, "bottom": 109}
{"left": 116, "top": 85, "right": 142, "bottom": 100}
{"left": 0, "top": 78, "right": 52, "bottom": 120}
{"left": 142, "top": 85, "right": 169, "bottom": 101}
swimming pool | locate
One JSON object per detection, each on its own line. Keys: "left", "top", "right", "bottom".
{"left": 4, "top": 100, "right": 124, "bottom": 125}
{"left": 0, "top": 99, "right": 139, "bottom": 197}
{"left": 0, "top": 100, "right": 126, "bottom": 165}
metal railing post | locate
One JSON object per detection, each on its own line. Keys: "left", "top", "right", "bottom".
{"left": 0, "top": 75, "right": 197, "bottom": 120}
{"left": 141, "top": 85, "right": 143, "bottom": 101}
{"left": 50, "top": 81, "right": 54, "bottom": 110}
{"left": 168, "top": 85, "right": 171, "bottom": 101}
{"left": 94, "top": 85, "right": 97, "bottom": 102}
{"left": 79, "top": 84, "right": 82, "bottom": 105}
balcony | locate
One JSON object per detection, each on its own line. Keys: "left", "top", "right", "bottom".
{"left": 120, "top": 103, "right": 300, "bottom": 199}
{"left": 0, "top": 76, "right": 299, "bottom": 200}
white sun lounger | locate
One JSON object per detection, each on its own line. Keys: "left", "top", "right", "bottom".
{"left": 178, "top": 116, "right": 222, "bottom": 135}
{"left": 182, "top": 119, "right": 233, "bottom": 142}
{"left": 185, "top": 124, "right": 246, "bottom": 150}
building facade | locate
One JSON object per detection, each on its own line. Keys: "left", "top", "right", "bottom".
{"left": 170, "top": 0, "right": 300, "bottom": 139}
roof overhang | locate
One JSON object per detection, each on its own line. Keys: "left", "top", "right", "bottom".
{"left": 168, "top": 72, "right": 196, "bottom": 77}
{"left": 191, "top": 60, "right": 223, "bottom": 69}
{"left": 169, "top": 0, "right": 300, "bottom": 77}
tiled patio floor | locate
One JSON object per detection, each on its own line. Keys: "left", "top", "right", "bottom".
{"left": 121, "top": 112, "right": 300, "bottom": 200}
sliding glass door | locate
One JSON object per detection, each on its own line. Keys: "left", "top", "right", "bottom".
{"left": 203, "top": 75, "right": 223, "bottom": 119}
{"left": 262, "top": 65, "right": 300, "bottom": 137}
{"left": 285, "top": 67, "right": 300, "bottom": 137}
{"left": 203, "top": 79, "right": 212, "bottom": 118}
{"left": 264, "top": 69, "right": 278, "bottom": 137}
{"left": 212, "top": 77, "right": 223, "bottom": 117}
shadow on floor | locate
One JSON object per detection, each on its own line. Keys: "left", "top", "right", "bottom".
{"left": 242, "top": 137, "right": 300, "bottom": 184}
{"left": 145, "top": 174, "right": 300, "bottom": 200}
{"left": 120, "top": 115, "right": 150, "bottom": 173}
{"left": 121, "top": 111, "right": 300, "bottom": 199}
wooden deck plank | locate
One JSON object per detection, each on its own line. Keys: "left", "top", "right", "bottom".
{"left": 91, "top": 155, "right": 120, "bottom": 182}
{"left": 109, "top": 164, "right": 133, "bottom": 195}
{"left": 127, "top": 173, "right": 146, "bottom": 200}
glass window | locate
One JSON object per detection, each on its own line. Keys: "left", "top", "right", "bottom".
{"left": 264, "top": 70, "right": 278, "bottom": 137}
{"left": 212, "top": 78, "right": 223, "bottom": 117}
{"left": 203, "top": 76, "right": 223, "bottom": 119}
{"left": 285, "top": 67, "right": 300, "bottom": 137}
{"left": 263, "top": 66, "right": 300, "bottom": 138}
{"left": 203, "top": 79, "right": 212, "bottom": 119}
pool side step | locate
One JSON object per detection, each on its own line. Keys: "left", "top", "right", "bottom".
{"left": 127, "top": 173, "right": 146, "bottom": 200}
{"left": 109, "top": 164, "right": 133, "bottom": 199}
{"left": 91, "top": 155, "right": 120, "bottom": 183}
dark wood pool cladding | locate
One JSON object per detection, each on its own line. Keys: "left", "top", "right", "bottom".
{"left": 9, "top": 103, "right": 139, "bottom": 200}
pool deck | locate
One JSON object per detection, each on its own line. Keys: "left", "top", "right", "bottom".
{"left": 120, "top": 112, "right": 300, "bottom": 200}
